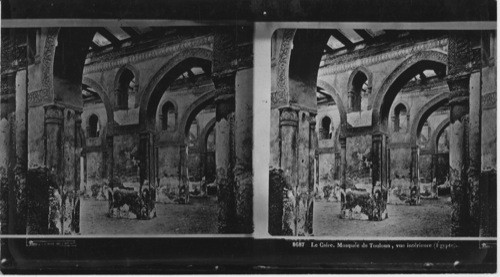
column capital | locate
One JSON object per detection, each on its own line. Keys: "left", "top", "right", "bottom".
{"left": 139, "top": 130, "right": 154, "bottom": 140}
{"left": 339, "top": 137, "right": 347, "bottom": 148}
{"left": 447, "top": 73, "right": 471, "bottom": 106}
{"left": 75, "top": 110, "right": 83, "bottom": 125}
{"left": 279, "top": 106, "right": 299, "bottom": 127}
{"left": 372, "top": 130, "right": 389, "bottom": 139}
{"left": 44, "top": 104, "right": 64, "bottom": 124}
{"left": 213, "top": 72, "right": 236, "bottom": 101}
{"left": 308, "top": 113, "right": 317, "bottom": 127}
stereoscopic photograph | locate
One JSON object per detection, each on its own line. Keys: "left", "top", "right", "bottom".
{"left": 0, "top": 26, "right": 254, "bottom": 235}
{"left": 269, "top": 29, "right": 496, "bottom": 237}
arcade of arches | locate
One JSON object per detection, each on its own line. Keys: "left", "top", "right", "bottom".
{"left": 270, "top": 29, "right": 496, "bottom": 237}
{"left": 0, "top": 26, "right": 253, "bottom": 234}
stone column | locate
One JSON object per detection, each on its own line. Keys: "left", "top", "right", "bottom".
{"left": 304, "top": 115, "right": 317, "bottom": 235}
{"left": 315, "top": 154, "right": 319, "bottom": 186}
{"left": 468, "top": 65, "right": 482, "bottom": 236}
{"left": 213, "top": 73, "right": 236, "bottom": 233}
{"left": 386, "top": 147, "right": 391, "bottom": 188}
{"left": 105, "top": 135, "right": 114, "bottom": 182}
{"left": 44, "top": 104, "right": 64, "bottom": 234}
{"left": 372, "top": 133, "right": 384, "bottom": 189}
{"left": 74, "top": 112, "right": 82, "bottom": 190}
{"left": 234, "top": 67, "right": 253, "bottom": 233}
{"left": 410, "top": 146, "right": 420, "bottom": 199}
{"left": 212, "top": 27, "right": 238, "bottom": 233}
{"left": 71, "top": 111, "right": 82, "bottom": 234}
{"left": 339, "top": 137, "right": 347, "bottom": 209}
{"left": 14, "top": 70, "right": 28, "bottom": 234}
{"left": 431, "top": 153, "right": 437, "bottom": 181}
{"left": 139, "top": 132, "right": 152, "bottom": 188}
{"left": 1, "top": 72, "right": 16, "bottom": 235}
{"left": 447, "top": 32, "right": 472, "bottom": 237}
{"left": 150, "top": 135, "right": 156, "bottom": 191}
{"left": 279, "top": 106, "right": 299, "bottom": 235}
{"left": 178, "top": 144, "right": 189, "bottom": 204}
{"left": 371, "top": 132, "right": 388, "bottom": 220}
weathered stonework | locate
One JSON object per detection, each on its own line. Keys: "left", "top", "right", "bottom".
{"left": 84, "top": 36, "right": 213, "bottom": 74}
{"left": 319, "top": 38, "right": 448, "bottom": 76}
{"left": 447, "top": 32, "right": 472, "bottom": 237}
{"left": 272, "top": 30, "right": 296, "bottom": 108}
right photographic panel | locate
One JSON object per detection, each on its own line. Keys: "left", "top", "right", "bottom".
{"left": 269, "top": 29, "right": 496, "bottom": 237}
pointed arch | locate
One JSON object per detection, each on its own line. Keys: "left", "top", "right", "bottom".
{"left": 409, "top": 92, "right": 450, "bottom": 145}
{"left": 316, "top": 79, "right": 348, "bottom": 137}
{"left": 113, "top": 64, "right": 139, "bottom": 110}
{"left": 82, "top": 77, "right": 115, "bottom": 132}
{"left": 371, "top": 50, "right": 448, "bottom": 131}
{"left": 347, "top": 66, "right": 373, "bottom": 92}
{"left": 429, "top": 118, "right": 451, "bottom": 154}
{"left": 178, "top": 90, "right": 216, "bottom": 142}
{"left": 138, "top": 48, "right": 213, "bottom": 130}
{"left": 198, "top": 117, "right": 217, "bottom": 152}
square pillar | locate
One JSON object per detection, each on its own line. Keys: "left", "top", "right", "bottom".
{"left": 447, "top": 31, "right": 473, "bottom": 236}
{"left": 213, "top": 73, "right": 236, "bottom": 233}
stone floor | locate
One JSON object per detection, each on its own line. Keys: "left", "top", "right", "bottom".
{"left": 80, "top": 197, "right": 218, "bottom": 235}
{"left": 313, "top": 197, "right": 453, "bottom": 237}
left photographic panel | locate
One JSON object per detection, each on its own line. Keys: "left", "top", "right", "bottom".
{"left": 0, "top": 26, "right": 254, "bottom": 235}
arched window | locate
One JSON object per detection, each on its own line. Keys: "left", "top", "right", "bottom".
{"left": 349, "top": 71, "right": 368, "bottom": 112}
{"left": 88, "top": 114, "right": 100, "bottom": 138}
{"left": 320, "top": 116, "right": 332, "bottom": 140}
{"left": 161, "top": 101, "right": 177, "bottom": 131}
{"left": 393, "top": 104, "right": 408, "bottom": 133}
{"left": 117, "top": 68, "right": 136, "bottom": 110}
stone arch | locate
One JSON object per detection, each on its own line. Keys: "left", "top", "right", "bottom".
{"left": 198, "top": 117, "right": 216, "bottom": 152}
{"left": 178, "top": 90, "right": 216, "bottom": 142}
{"left": 52, "top": 28, "right": 96, "bottom": 108}
{"left": 273, "top": 29, "right": 331, "bottom": 110}
{"left": 429, "top": 118, "right": 450, "bottom": 154}
{"left": 371, "top": 50, "right": 448, "bottom": 131}
{"left": 409, "top": 92, "right": 450, "bottom": 145}
{"left": 82, "top": 77, "right": 115, "bottom": 131}
{"left": 316, "top": 79, "right": 348, "bottom": 136}
{"left": 138, "top": 48, "right": 213, "bottom": 130}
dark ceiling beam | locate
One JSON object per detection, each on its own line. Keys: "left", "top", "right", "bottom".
{"left": 121, "top": 27, "right": 140, "bottom": 38}
{"left": 354, "top": 29, "right": 374, "bottom": 42}
{"left": 330, "top": 30, "right": 355, "bottom": 49}
{"left": 89, "top": 42, "right": 101, "bottom": 50}
{"left": 324, "top": 44, "right": 335, "bottom": 54}
{"left": 316, "top": 88, "right": 334, "bottom": 100}
{"left": 97, "top": 27, "right": 121, "bottom": 46}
